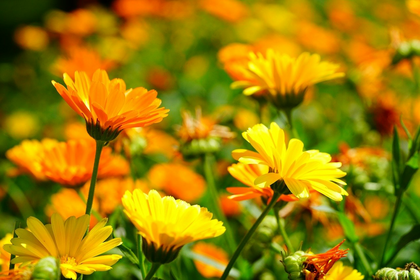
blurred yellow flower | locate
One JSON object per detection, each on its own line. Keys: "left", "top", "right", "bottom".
{"left": 4, "top": 111, "right": 39, "bottom": 139}
{"left": 4, "top": 214, "right": 122, "bottom": 280}
{"left": 0, "top": 234, "right": 12, "bottom": 272}
{"left": 6, "top": 139, "right": 58, "bottom": 181}
{"left": 192, "top": 242, "right": 229, "bottom": 278}
{"left": 232, "top": 50, "right": 344, "bottom": 109}
{"left": 52, "top": 69, "right": 169, "bottom": 141}
{"left": 325, "top": 261, "right": 364, "bottom": 280}
{"left": 122, "top": 190, "right": 225, "bottom": 263}
{"left": 232, "top": 123, "right": 347, "bottom": 201}
{"left": 40, "top": 139, "right": 129, "bottom": 187}
{"left": 14, "top": 26, "right": 49, "bottom": 51}
{"left": 148, "top": 163, "right": 206, "bottom": 202}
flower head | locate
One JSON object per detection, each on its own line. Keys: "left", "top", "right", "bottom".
{"left": 39, "top": 139, "right": 129, "bottom": 187}
{"left": 227, "top": 163, "right": 299, "bottom": 204}
{"left": 52, "top": 69, "right": 169, "bottom": 141}
{"left": 4, "top": 214, "right": 122, "bottom": 280}
{"left": 122, "top": 190, "right": 225, "bottom": 264}
{"left": 232, "top": 50, "right": 344, "bottom": 109}
{"left": 232, "top": 123, "right": 347, "bottom": 201}
{"left": 303, "top": 240, "right": 349, "bottom": 280}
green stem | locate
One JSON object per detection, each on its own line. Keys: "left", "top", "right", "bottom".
{"left": 283, "top": 108, "right": 299, "bottom": 139}
{"left": 273, "top": 208, "right": 294, "bottom": 253}
{"left": 137, "top": 234, "right": 147, "bottom": 278}
{"left": 354, "top": 242, "right": 373, "bottom": 276}
{"left": 402, "top": 194, "right": 420, "bottom": 224}
{"left": 203, "top": 153, "right": 237, "bottom": 254}
{"left": 220, "top": 191, "right": 281, "bottom": 280}
{"left": 85, "top": 140, "right": 105, "bottom": 215}
{"left": 380, "top": 191, "right": 403, "bottom": 267}
{"left": 144, "top": 263, "right": 161, "bottom": 280}
{"left": 5, "top": 179, "right": 35, "bottom": 218}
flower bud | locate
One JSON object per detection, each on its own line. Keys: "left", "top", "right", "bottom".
{"left": 31, "top": 256, "right": 60, "bottom": 280}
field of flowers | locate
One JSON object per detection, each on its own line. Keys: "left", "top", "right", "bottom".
{"left": 1, "top": 0, "right": 420, "bottom": 279}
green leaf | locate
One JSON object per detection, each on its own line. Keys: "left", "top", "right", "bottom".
{"left": 392, "top": 126, "right": 401, "bottom": 192}
{"left": 400, "top": 152, "right": 419, "bottom": 191}
{"left": 385, "top": 224, "right": 420, "bottom": 265}
{"left": 408, "top": 127, "right": 420, "bottom": 158}
{"left": 337, "top": 213, "right": 359, "bottom": 243}
{"left": 119, "top": 243, "right": 139, "bottom": 265}
{"left": 400, "top": 115, "right": 412, "bottom": 140}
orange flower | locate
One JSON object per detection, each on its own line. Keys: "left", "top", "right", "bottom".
{"left": 14, "top": 26, "right": 49, "bottom": 51}
{"left": 45, "top": 188, "right": 98, "bottom": 228}
{"left": 40, "top": 139, "right": 129, "bottom": 187}
{"left": 199, "top": 0, "right": 248, "bottom": 22}
{"left": 218, "top": 43, "right": 255, "bottom": 82}
{"left": 296, "top": 21, "right": 340, "bottom": 55}
{"left": 148, "top": 163, "right": 206, "bottom": 202}
{"left": 227, "top": 163, "right": 298, "bottom": 204}
{"left": 91, "top": 177, "right": 150, "bottom": 215}
{"left": 6, "top": 139, "right": 58, "bottom": 181}
{"left": 52, "top": 69, "right": 169, "bottom": 141}
{"left": 178, "top": 108, "right": 234, "bottom": 142}
{"left": 63, "top": 121, "right": 92, "bottom": 140}
{"left": 192, "top": 242, "right": 229, "bottom": 278}
{"left": 303, "top": 240, "right": 348, "bottom": 280}
{"left": 336, "top": 143, "right": 389, "bottom": 169}
{"left": 54, "top": 45, "right": 116, "bottom": 79}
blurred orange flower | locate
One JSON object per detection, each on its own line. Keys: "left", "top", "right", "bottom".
{"left": 336, "top": 143, "right": 389, "bottom": 168}
{"left": 192, "top": 242, "right": 229, "bottom": 278}
{"left": 40, "top": 139, "right": 129, "bottom": 187}
{"left": 64, "top": 121, "right": 92, "bottom": 140}
{"left": 52, "top": 69, "right": 169, "bottom": 141}
{"left": 296, "top": 21, "right": 341, "bottom": 55}
{"left": 46, "top": 188, "right": 98, "bottom": 228}
{"left": 54, "top": 45, "right": 116, "bottom": 79}
{"left": 113, "top": 0, "right": 193, "bottom": 19}
{"left": 91, "top": 177, "right": 150, "bottom": 215}
{"left": 14, "top": 26, "right": 49, "bottom": 51}
{"left": 6, "top": 139, "right": 58, "bottom": 181}
{"left": 199, "top": 0, "right": 248, "bottom": 22}
{"left": 220, "top": 194, "right": 242, "bottom": 218}
{"left": 148, "top": 163, "right": 206, "bottom": 202}
{"left": 227, "top": 163, "right": 299, "bottom": 204}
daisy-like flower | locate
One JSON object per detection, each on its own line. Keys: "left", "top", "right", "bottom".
{"left": 0, "top": 234, "right": 12, "bottom": 272}
{"left": 232, "top": 50, "right": 344, "bottom": 109}
{"left": 3, "top": 214, "right": 122, "bottom": 280}
{"left": 227, "top": 163, "right": 298, "bottom": 203}
{"left": 39, "top": 139, "right": 129, "bottom": 187}
{"left": 325, "top": 261, "right": 364, "bottom": 280}
{"left": 122, "top": 189, "right": 225, "bottom": 264}
{"left": 6, "top": 139, "right": 58, "bottom": 181}
{"left": 52, "top": 69, "right": 169, "bottom": 142}
{"left": 232, "top": 123, "right": 347, "bottom": 201}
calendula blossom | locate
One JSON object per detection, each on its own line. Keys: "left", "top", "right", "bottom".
{"left": 52, "top": 69, "right": 169, "bottom": 141}
{"left": 325, "top": 261, "right": 364, "bottom": 280}
{"left": 122, "top": 189, "right": 225, "bottom": 264}
{"left": 232, "top": 50, "right": 344, "bottom": 109}
{"left": 232, "top": 123, "right": 347, "bottom": 201}
{"left": 4, "top": 214, "right": 122, "bottom": 280}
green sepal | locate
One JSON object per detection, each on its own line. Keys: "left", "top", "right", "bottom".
{"left": 31, "top": 256, "right": 60, "bottom": 280}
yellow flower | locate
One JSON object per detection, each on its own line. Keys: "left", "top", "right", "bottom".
{"left": 232, "top": 123, "right": 347, "bottom": 201}
{"left": 122, "top": 190, "right": 225, "bottom": 264}
{"left": 4, "top": 214, "right": 122, "bottom": 280}
{"left": 232, "top": 50, "right": 344, "bottom": 109}
{"left": 0, "top": 234, "right": 12, "bottom": 272}
{"left": 325, "top": 261, "right": 364, "bottom": 280}
{"left": 52, "top": 69, "right": 169, "bottom": 141}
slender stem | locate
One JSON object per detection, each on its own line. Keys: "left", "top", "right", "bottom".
{"left": 354, "top": 242, "right": 373, "bottom": 276}
{"left": 85, "top": 140, "right": 105, "bottom": 215}
{"left": 78, "top": 190, "right": 101, "bottom": 221}
{"left": 144, "top": 263, "right": 161, "bottom": 280}
{"left": 137, "top": 234, "right": 147, "bottom": 278}
{"left": 5, "top": 179, "right": 35, "bottom": 218}
{"left": 203, "top": 153, "right": 237, "bottom": 254}
{"left": 273, "top": 208, "right": 294, "bottom": 253}
{"left": 220, "top": 192, "right": 281, "bottom": 280}
{"left": 283, "top": 108, "right": 299, "bottom": 139}
{"left": 380, "top": 191, "right": 403, "bottom": 267}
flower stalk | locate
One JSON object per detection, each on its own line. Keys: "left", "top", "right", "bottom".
{"left": 273, "top": 208, "right": 294, "bottom": 254}
{"left": 85, "top": 140, "right": 105, "bottom": 215}
{"left": 220, "top": 191, "right": 281, "bottom": 280}
{"left": 144, "top": 263, "right": 161, "bottom": 280}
